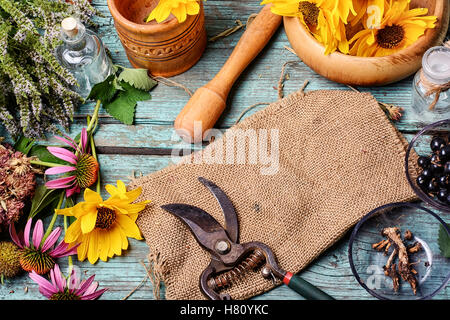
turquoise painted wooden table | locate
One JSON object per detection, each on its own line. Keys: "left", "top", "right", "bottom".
{"left": 1, "top": 0, "right": 449, "bottom": 300}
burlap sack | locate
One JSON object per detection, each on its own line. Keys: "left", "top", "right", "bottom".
{"left": 130, "top": 89, "right": 419, "bottom": 300}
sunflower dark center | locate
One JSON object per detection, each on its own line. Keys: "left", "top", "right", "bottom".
{"left": 75, "top": 154, "right": 99, "bottom": 188}
{"left": 50, "top": 289, "right": 81, "bottom": 300}
{"left": 20, "top": 247, "right": 55, "bottom": 275}
{"left": 376, "top": 24, "right": 405, "bottom": 49}
{"left": 298, "top": 1, "right": 319, "bottom": 26}
{"left": 95, "top": 207, "right": 116, "bottom": 230}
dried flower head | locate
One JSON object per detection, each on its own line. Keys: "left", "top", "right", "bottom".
{"left": 0, "top": 141, "right": 37, "bottom": 231}
{"left": 0, "top": 241, "right": 22, "bottom": 281}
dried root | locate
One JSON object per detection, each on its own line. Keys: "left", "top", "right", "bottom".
{"left": 373, "top": 227, "right": 422, "bottom": 294}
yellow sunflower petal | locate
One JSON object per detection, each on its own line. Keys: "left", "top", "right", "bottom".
{"left": 81, "top": 211, "right": 98, "bottom": 234}
{"left": 55, "top": 206, "right": 75, "bottom": 217}
{"left": 77, "top": 234, "right": 89, "bottom": 261}
{"left": 116, "top": 214, "right": 143, "bottom": 240}
{"left": 74, "top": 202, "right": 98, "bottom": 218}
{"left": 98, "top": 230, "right": 110, "bottom": 262}
{"left": 116, "top": 180, "right": 127, "bottom": 193}
{"left": 149, "top": 2, "right": 172, "bottom": 23}
{"left": 65, "top": 218, "right": 82, "bottom": 244}
{"left": 105, "top": 184, "right": 118, "bottom": 197}
{"left": 124, "top": 187, "right": 143, "bottom": 203}
{"left": 172, "top": 4, "right": 187, "bottom": 23}
{"left": 87, "top": 229, "right": 100, "bottom": 264}
{"left": 84, "top": 188, "right": 103, "bottom": 204}
{"left": 186, "top": 1, "right": 200, "bottom": 15}
{"left": 118, "top": 227, "right": 129, "bottom": 250}
{"left": 109, "top": 225, "right": 123, "bottom": 257}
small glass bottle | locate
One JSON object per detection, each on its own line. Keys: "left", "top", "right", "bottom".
{"left": 56, "top": 17, "right": 113, "bottom": 98}
{"left": 411, "top": 45, "right": 450, "bottom": 123}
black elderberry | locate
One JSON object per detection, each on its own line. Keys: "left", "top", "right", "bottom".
{"left": 430, "top": 163, "right": 443, "bottom": 175}
{"left": 427, "top": 179, "right": 438, "bottom": 194}
{"left": 437, "top": 175, "right": 449, "bottom": 188}
{"left": 422, "top": 168, "right": 433, "bottom": 179}
{"left": 431, "top": 137, "right": 446, "bottom": 152}
{"left": 431, "top": 154, "right": 441, "bottom": 164}
{"left": 439, "top": 145, "right": 450, "bottom": 162}
{"left": 438, "top": 188, "right": 449, "bottom": 202}
{"left": 418, "top": 156, "right": 431, "bottom": 168}
{"left": 417, "top": 175, "right": 429, "bottom": 191}
{"left": 444, "top": 162, "right": 450, "bottom": 174}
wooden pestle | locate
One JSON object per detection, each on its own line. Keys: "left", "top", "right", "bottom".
{"left": 174, "top": 5, "right": 282, "bottom": 143}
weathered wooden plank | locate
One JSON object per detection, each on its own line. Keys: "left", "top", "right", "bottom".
{"left": 1, "top": 0, "right": 449, "bottom": 301}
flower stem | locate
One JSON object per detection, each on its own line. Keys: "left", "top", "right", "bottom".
{"left": 63, "top": 215, "right": 73, "bottom": 274}
{"left": 90, "top": 133, "right": 101, "bottom": 194}
{"left": 87, "top": 100, "right": 101, "bottom": 134}
{"left": 30, "top": 160, "right": 61, "bottom": 168}
{"left": 41, "top": 192, "right": 65, "bottom": 246}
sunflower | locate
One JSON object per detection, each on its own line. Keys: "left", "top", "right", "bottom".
{"left": 261, "top": 0, "right": 322, "bottom": 26}
{"left": 56, "top": 181, "right": 150, "bottom": 264}
{"left": 349, "top": 1, "right": 437, "bottom": 57}
{"left": 349, "top": 0, "right": 387, "bottom": 28}
{"left": 146, "top": 0, "right": 201, "bottom": 23}
{"left": 261, "top": 0, "right": 355, "bottom": 55}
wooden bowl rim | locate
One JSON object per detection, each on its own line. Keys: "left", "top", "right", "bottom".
{"left": 283, "top": 0, "right": 448, "bottom": 62}
{"left": 107, "top": 0, "right": 202, "bottom": 34}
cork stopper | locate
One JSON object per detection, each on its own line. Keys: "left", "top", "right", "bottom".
{"left": 61, "top": 17, "right": 79, "bottom": 37}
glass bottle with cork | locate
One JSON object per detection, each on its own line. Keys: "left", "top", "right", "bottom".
{"left": 411, "top": 42, "right": 450, "bottom": 123}
{"left": 56, "top": 17, "right": 113, "bottom": 98}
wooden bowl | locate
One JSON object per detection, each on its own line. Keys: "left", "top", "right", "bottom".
{"left": 284, "top": 0, "right": 449, "bottom": 86}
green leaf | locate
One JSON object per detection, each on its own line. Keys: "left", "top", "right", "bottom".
{"left": 87, "top": 74, "right": 118, "bottom": 103}
{"left": 102, "top": 81, "right": 151, "bottom": 125}
{"left": 29, "top": 186, "right": 64, "bottom": 219}
{"left": 30, "top": 145, "right": 69, "bottom": 165}
{"left": 14, "top": 136, "right": 35, "bottom": 155}
{"left": 118, "top": 68, "right": 157, "bottom": 91}
{"left": 438, "top": 224, "right": 450, "bottom": 258}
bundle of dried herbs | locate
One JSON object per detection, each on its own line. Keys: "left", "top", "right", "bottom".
{"left": 372, "top": 227, "right": 423, "bottom": 294}
{"left": 0, "top": 0, "right": 97, "bottom": 138}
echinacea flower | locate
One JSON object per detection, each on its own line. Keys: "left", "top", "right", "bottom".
{"left": 146, "top": 0, "right": 201, "bottom": 23}
{"left": 56, "top": 181, "right": 150, "bottom": 264}
{"left": 349, "top": 0, "right": 437, "bottom": 57}
{"left": 45, "top": 128, "right": 99, "bottom": 197}
{"left": 29, "top": 264, "right": 107, "bottom": 300}
{"left": 9, "top": 218, "right": 78, "bottom": 275}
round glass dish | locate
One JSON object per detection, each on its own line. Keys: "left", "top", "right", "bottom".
{"left": 405, "top": 119, "right": 450, "bottom": 212}
{"left": 348, "top": 202, "right": 450, "bottom": 300}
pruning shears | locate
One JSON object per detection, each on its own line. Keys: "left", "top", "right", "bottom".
{"left": 161, "top": 177, "right": 334, "bottom": 300}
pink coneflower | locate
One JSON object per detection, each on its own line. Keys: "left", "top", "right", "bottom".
{"left": 9, "top": 218, "right": 78, "bottom": 275}
{"left": 45, "top": 128, "right": 99, "bottom": 197}
{"left": 30, "top": 264, "right": 107, "bottom": 300}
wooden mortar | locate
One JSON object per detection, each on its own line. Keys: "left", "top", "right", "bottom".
{"left": 107, "top": 0, "right": 207, "bottom": 77}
